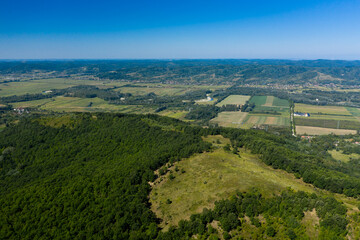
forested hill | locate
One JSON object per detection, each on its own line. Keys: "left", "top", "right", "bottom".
{"left": 0, "top": 113, "right": 210, "bottom": 239}
{"left": 1, "top": 59, "right": 360, "bottom": 86}
{"left": 1, "top": 113, "right": 359, "bottom": 239}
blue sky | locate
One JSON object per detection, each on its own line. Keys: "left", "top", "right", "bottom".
{"left": 1, "top": 0, "right": 360, "bottom": 59}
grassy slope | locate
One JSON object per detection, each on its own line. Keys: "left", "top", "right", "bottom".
{"left": 150, "top": 135, "right": 360, "bottom": 237}
{"left": 150, "top": 135, "right": 322, "bottom": 229}
{"left": 328, "top": 149, "right": 360, "bottom": 163}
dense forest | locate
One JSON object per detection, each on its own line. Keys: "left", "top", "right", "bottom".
{"left": 0, "top": 113, "right": 210, "bottom": 239}
{"left": 221, "top": 128, "right": 360, "bottom": 197}
{"left": 1, "top": 113, "right": 360, "bottom": 239}
{"left": 158, "top": 190, "right": 348, "bottom": 239}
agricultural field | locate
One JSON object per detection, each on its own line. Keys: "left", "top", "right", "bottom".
{"left": 210, "top": 111, "right": 249, "bottom": 128}
{"left": 295, "top": 103, "right": 352, "bottom": 116}
{"left": 250, "top": 95, "right": 290, "bottom": 112}
{"left": 116, "top": 84, "right": 229, "bottom": 96}
{"left": 295, "top": 118, "right": 360, "bottom": 130}
{"left": 245, "top": 96, "right": 290, "bottom": 128}
{"left": 0, "top": 78, "right": 124, "bottom": 97}
{"left": 12, "top": 96, "right": 155, "bottom": 113}
{"left": 328, "top": 149, "right": 360, "bottom": 163}
{"left": 245, "top": 114, "right": 290, "bottom": 127}
{"left": 0, "top": 78, "right": 228, "bottom": 98}
{"left": 296, "top": 126, "right": 357, "bottom": 135}
{"left": 115, "top": 86, "right": 188, "bottom": 96}
{"left": 216, "top": 95, "right": 250, "bottom": 107}
{"left": 294, "top": 103, "right": 360, "bottom": 134}
{"left": 210, "top": 96, "right": 291, "bottom": 129}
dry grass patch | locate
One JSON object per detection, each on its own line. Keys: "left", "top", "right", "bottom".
{"left": 150, "top": 137, "right": 319, "bottom": 229}
{"left": 210, "top": 111, "right": 248, "bottom": 128}
{"left": 296, "top": 126, "right": 357, "bottom": 135}
{"left": 263, "top": 96, "right": 275, "bottom": 107}
{"left": 328, "top": 150, "right": 360, "bottom": 163}
{"left": 301, "top": 209, "right": 320, "bottom": 239}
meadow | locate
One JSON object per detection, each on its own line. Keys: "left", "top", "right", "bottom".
{"left": 150, "top": 135, "right": 319, "bottom": 229}
{"left": 116, "top": 84, "right": 229, "bottom": 96}
{"left": 295, "top": 103, "right": 353, "bottom": 115}
{"left": 296, "top": 126, "right": 357, "bottom": 135}
{"left": 12, "top": 96, "right": 155, "bottom": 113}
{"left": 215, "top": 95, "right": 250, "bottom": 107}
{"left": 210, "top": 111, "right": 249, "bottom": 128}
{"left": 0, "top": 78, "right": 128, "bottom": 97}
{"left": 150, "top": 135, "right": 360, "bottom": 232}
{"left": 328, "top": 149, "right": 360, "bottom": 163}
{"left": 158, "top": 109, "right": 189, "bottom": 120}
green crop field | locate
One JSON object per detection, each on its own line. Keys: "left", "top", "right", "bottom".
{"left": 250, "top": 96, "right": 290, "bottom": 112}
{"left": 244, "top": 114, "right": 290, "bottom": 127}
{"left": 210, "top": 111, "right": 249, "bottom": 128}
{"left": 295, "top": 117, "right": 360, "bottom": 130}
{"left": 216, "top": 95, "right": 250, "bottom": 107}
{"left": 295, "top": 103, "right": 352, "bottom": 116}
{"left": 272, "top": 96, "right": 291, "bottom": 107}
{"left": 249, "top": 95, "right": 267, "bottom": 105}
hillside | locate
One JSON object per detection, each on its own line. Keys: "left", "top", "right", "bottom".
{"left": 0, "top": 113, "right": 210, "bottom": 239}
{"left": 1, "top": 113, "right": 360, "bottom": 239}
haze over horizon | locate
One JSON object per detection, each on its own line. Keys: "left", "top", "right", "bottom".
{"left": 1, "top": 0, "right": 360, "bottom": 60}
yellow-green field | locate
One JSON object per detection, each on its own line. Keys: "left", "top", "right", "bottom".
{"left": 158, "top": 109, "right": 188, "bottom": 120}
{"left": 115, "top": 86, "right": 188, "bottom": 96}
{"left": 216, "top": 95, "right": 250, "bottom": 107}
{"left": 10, "top": 98, "right": 55, "bottom": 108}
{"left": 210, "top": 96, "right": 291, "bottom": 129}
{"left": 116, "top": 84, "right": 229, "bottom": 96}
{"left": 0, "top": 78, "right": 123, "bottom": 97}
{"left": 149, "top": 135, "right": 360, "bottom": 236}
{"left": 296, "top": 126, "right": 357, "bottom": 135}
{"left": 295, "top": 103, "right": 353, "bottom": 116}
{"left": 12, "top": 96, "right": 154, "bottom": 113}
{"left": 0, "top": 78, "right": 228, "bottom": 98}
{"left": 210, "top": 111, "right": 249, "bottom": 128}
{"left": 245, "top": 114, "right": 290, "bottom": 127}
{"left": 328, "top": 149, "right": 360, "bottom": 163}
{"left": 211, "top": 112, "right": 290, "bottom": 129}
{"left": 150, "top": 136, "right": 319, "bottom": 229}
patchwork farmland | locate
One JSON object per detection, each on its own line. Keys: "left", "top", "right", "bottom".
{"left": 211, "top": 95, "right": 290, "bottom": 129}
{"left": 294, "top": 103, "right": 360, "bottom": 135}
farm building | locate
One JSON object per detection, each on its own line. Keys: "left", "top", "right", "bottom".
{"left": 294, "top": 112, "right": 310, "bottom": 117}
